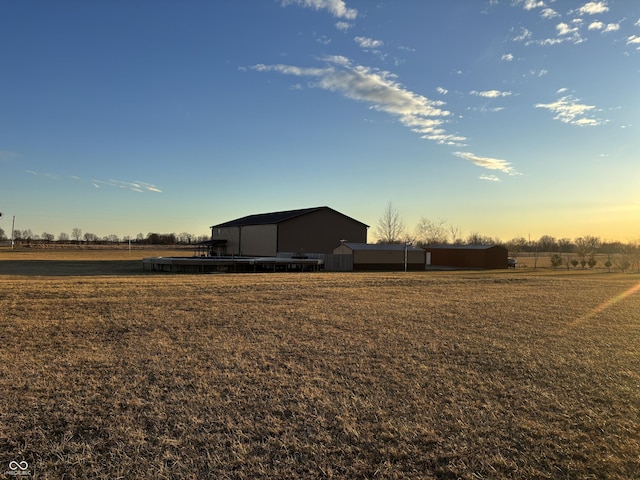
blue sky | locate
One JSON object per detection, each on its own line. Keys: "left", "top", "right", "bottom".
{"left": 1, "top": 0, "right": 639, "bottom": 242}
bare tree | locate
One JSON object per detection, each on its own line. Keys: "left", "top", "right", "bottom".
{"left": 72, "top": 227, "right": 83, "bottom": 243}
{"left": 529, "top": 238, "right": 542, "bottom": 269}
{"left": 631, "top": 241, "right": 640, "bottom": 273}
{"left": 538, "top": 235, "right": 558, "bottom": 252}
{"left": 448, "top": 224, "right": 462, "bottom": 244}
{"left": 415, "top": 217, "right": 448, "bottom": 245}
{"left": 466, "top": 232, "right": 496, "bottom": 245}
{"left": 615, "top": 241, "right": 640, "bottom": 273}
{"left": 558, "top": 238, "right": 573, "bottom": 253}
{"left": 613, "top": 250, "right": 631, "bottom": 273}
{"left": 374, "top": 202, "right": 405, "bottom": 243}
{"left": 84, "top": 232, "right": 98, "bottom": 243}
{"left": 178, "top": 232, "right": 195, "bottom": 244}
{"left": 574, "top": 236, "right": 600, "bottom": 269}
{"left": 59, "top": 232, "right": 70, "bottom": 243}
{"left": 506, "top": 237, "right": 527, "bottom": 258}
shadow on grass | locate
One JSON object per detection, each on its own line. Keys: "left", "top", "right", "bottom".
{"left": 0, "top": 260, "right": 149, "bottom": 276}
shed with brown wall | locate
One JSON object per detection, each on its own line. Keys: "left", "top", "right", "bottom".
{"left": 424, "top": 244, "right": 508, "bottom": 269}
{"left": 333, "top": 243, "right": 426, "bottom": 271}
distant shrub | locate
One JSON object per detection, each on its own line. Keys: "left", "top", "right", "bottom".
{"left": 550, "top": 254, "right": 563, "bottom": 268}
{"left": 615, "top": 258, "right": 631, "bottom": 273}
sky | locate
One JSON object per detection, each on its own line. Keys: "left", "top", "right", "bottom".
{"left": 1, "top": 0, "right": 639, "bottom": 243}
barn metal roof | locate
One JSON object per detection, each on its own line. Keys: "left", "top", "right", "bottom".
{"left": 211, "top": 206, "right": 369, "bottom": 229}
{"left": 424, "top": 244, "right": 505, "bottom": 250}
{"left": 340, "top": 243, "right": 425, "bottom": 251}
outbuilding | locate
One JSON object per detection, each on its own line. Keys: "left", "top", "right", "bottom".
{"left": 332, "top": 242, "right": 427, "bottom": 271}
{"left": 423, "top": 244, "right": 508, "bottom": 269}
{"left": 210, "top": 206, "right": 368, "bottom": 257}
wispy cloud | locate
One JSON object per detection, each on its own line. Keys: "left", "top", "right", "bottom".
{"left": 92, "top": 179, "right": 163, "bottom": 193}
{"left": 517, "top": 0, "right": 546, "bottom": 11}
{"left": 588, "top": 21, "right": 620, "bottom": 33}
{"left": 541, "top": 8, "right": 559, "bottom": 19}
{"left": 26, "top": 169, "right": 58, "bottom": 180}
{"left": 252, "top": 56, "right": 467, "bottom": 146}
{"left": 335, "top": 21, "right": 352, "bottom": 32}
{"left": 97, "top": 179, "right": 162, "bottom": 193}
{"left": 467, "top": 104, "right": 504, "bottom": 114}
{"left": 354, "top": 36, "right": 383, "bottom": 49}
{"left": 513, "top": 27, "right": 533, "bottom": 42}
{"left": 535, "top": 92, "right": 605, "bottom": 126}
{"left": 530, "top": 68, "right": 548, "bottom": 77}
{"left": 557, "top": 22, "right": 579, "bottom": 36}
{"left": 251, "top": 52, "right": 523, "bottom": 176}
{"left": 628, "top": 35, "right": 640, "bottom": 49}
{"left": 453, "top": 152, "right": 518, "bottom": 175}
{"left": 354, "top": 36, "right": 387, "bottom": 62}
{"left": 577, "top": 1, "right": 609, "bottom": 15}
{"left": 470, "top": 89, "right": 512, "bottom": 98}
{"left": 501, "top": 53, "right": 514, "bottom": 61}
{"left": 479, "top": 174, "right": 501, "bottom": 182}
{"left": 281, "top": 0, "right": 357, "bottom": 20}
{"left": 27, "top": 170, "right": 162, "bottom": 193}
{"left": 536, "top": 29, "right": 584, "bottom": 46}
{"left": 513, "top": 18, "right": 586, "bottom": 46}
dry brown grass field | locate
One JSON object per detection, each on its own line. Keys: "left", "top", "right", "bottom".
{"left": 0, "top": 247, "right": 189, "bottom": 276}
{"left": 1, "top": 248, "right": 639, "bottom": 479}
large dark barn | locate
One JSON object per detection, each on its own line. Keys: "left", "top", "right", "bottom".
{"left": 210, "top": 206, "right": 368, "bottom": 257}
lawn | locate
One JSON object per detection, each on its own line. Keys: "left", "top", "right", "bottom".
{"left": 1, "top": 250, "right": 639, "bottom": 478}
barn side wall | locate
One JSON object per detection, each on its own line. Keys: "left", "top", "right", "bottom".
{"left": 425, "top": 246, "right": 508, "bottom": 269}
{"left": 324, "top": 254, "right": 353, "bottom": 271}
{"left": 212, "top": 226, "right": 240, "bottom": 255}
{"left": 278, "top": 210, "right": 367, "bottom": 255}
{"left": 427, "top": 249, "right": 485, "bottom": 268}
{"left": 211, "top": 224, "right": 278, "bottom": 256}
{"left": 485, "top": 246, "right": 509, "bottom": 269}
{"left": 241, "top": 224, "right": 278, "bottom": 257}
{"left": 353, "top": 249, "right": 426, "bottom": 271}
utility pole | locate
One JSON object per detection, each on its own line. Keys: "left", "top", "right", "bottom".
{"left": 11, "top": 215, "right": 15, "bottom": 249}
{"left": 404, "top": 241, "right": 412, "bottom": 272}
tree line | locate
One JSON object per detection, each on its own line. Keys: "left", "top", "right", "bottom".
{"left": 0, "top": 227, "right": 209, "bottom": 246}
{"left": 374, "top": 202, "right": 640, "bottom": 271}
